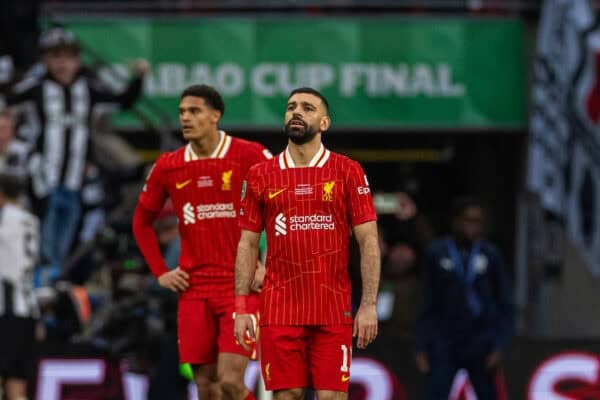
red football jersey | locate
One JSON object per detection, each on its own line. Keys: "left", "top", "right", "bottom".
{"left": 139, "top": 131, "right": 271, "bottom": 297}
{"left": 239, "top": 145, "right": 377, "bottom": 325}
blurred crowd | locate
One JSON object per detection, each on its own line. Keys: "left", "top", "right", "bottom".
{"left": 0, "top": 23, "right": 172, "bottom": 385}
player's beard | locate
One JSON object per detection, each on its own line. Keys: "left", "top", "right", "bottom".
{"left": 285, "top": 119, "right": 319, "bottom": 145}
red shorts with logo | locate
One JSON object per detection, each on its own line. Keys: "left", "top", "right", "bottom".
{"left": 259, "top": 325, "right": 352, "bottom": 392}
{"left": 178, "top": 293, "right": 259, "bottom": 364}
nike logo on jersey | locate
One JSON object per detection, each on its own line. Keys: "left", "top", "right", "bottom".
{"left": 175, "top": 180, "right": 192, "bottom": 189}
{"left": 341, "top": 374, "right": 350, "bottom": 382}
{"left": 268, "top": 188, "right": 286, "bottom": 199}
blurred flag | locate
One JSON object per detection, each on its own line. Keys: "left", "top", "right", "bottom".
{"left": 527, "top": 0, "right": 600, "bottom": 274}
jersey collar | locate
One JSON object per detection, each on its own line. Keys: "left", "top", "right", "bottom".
{"left": 278, "top": 144, "right": 330, "bottom": 169}
{"left": 184, "top": 130, "right": 232, "bottom": 162}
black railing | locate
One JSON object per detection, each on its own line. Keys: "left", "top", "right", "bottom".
{"left": 43, "top": 0, "right": 542, "bottom": 14}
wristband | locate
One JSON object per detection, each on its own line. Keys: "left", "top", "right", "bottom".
{"left": 235, "top": 295, "right": 250, "bottom": 314}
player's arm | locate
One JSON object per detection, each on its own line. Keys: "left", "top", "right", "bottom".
{"left": 250, "top": 232, "right": 268, "bottom": 292}
{"left": 345, "top": 160, "right": 380, "bottom": 349}
{"left": 132, "top": 203, "right": 189, "bottom": 292}
{"left": 354, "top": 221, "right": 380, "bottom": 306}
{"left": 352, "top": 220, "right": 381, "bottom": 349}
{"left": 235, "top": 229, "right": 260, "bottom": 296}
{"left": 234, "top": 229, "right": 261, "bottom": 350}
{"left": 246, "top": 143, "right": 270, "bottom": 292}
{"left": 132, "top": 158, "right": 188, "bottom": 293}
{"left": 234, "top": 165, "right": 264, "bottom": 348}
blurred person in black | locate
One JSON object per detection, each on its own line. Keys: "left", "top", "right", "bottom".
{"left": 146, "top": 200, "right": 188, "bottom": 400}
{"left": 378, "top": 191, "right": 434, "bottom": 337}
{"left": 415, "top": 196, "right": 513, "bottom": 400}
{"left": 361, "top": 166, "right": 435, "bottom": 336}
{"left": 5, "top": 27, "right": 148, "bottom": 275}
{"left": 0, "top": 173, "right": 40, "bottom": 400}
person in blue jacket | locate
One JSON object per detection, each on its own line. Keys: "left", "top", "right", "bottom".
{"left": 415, "top": 196, "right": 513, "bottom": 400}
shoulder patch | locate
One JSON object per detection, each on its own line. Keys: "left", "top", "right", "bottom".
{"left": 263, "top": 148, "right": 273, "bottom": 159}
{"left": 241, "top": 180, "right": 247, "bottom": 200}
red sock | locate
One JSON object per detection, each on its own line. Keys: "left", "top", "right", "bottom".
{"left": 244, "top": 392, "right": 256, "bottom": 400}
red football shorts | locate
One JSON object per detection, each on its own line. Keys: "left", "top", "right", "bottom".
{"left": 178, "top": 293, "right": 259, "bottom": 364}
{"left": 259, "top": 325, "right": 352, "bottom": 392}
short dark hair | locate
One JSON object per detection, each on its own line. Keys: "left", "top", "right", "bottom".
{"left": 39, "top": 27, "right": 80, "bottom": 54}
{"left": 451, "top": 195, "right": 483, "bottom": 219}
{"left": 180, "top": 84, "right": 225, "bottom": 116}
{"left": 0, "top": 173, "right": 24, "bottom": 199}
{"left": 288, "top": 87, "right": 329, "bottom": 113}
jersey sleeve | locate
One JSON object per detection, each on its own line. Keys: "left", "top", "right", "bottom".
{"left": 239, "top": 165, "right": 264, "bottom": 233}
{"left": 250, "top": 142, "right": 273, "bottom": 165}
{"left": 138, "top": 156, "right": 168, "bottom": 212}
{"left": 132, "top": 203, "right": 170, "bottom": 278}
{"left": 345, "top": 160, "right": 377, "bottom": 227}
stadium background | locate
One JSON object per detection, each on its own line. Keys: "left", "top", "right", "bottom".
{"left": 2, "top": 0, "right": 599, "bottom": 399}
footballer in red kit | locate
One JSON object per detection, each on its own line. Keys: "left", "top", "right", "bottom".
{"left": 133, "top": 85, "right": 269, "bottom": 400}
{"left": 234, "top": 87, "right": 381, "bottom": 400}
{"left": 240, "top": 147, "right": 374, "bottom": 325}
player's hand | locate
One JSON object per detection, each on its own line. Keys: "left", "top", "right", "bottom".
{"left": 415, "top": 352, "right": 430, "bottom": 374}
{"left": 353, "top": 303, "right": 378, "bottom": 349}
{"left": 131, "top": 59, "right": 150, "bottom": 77}
{"left": 395, "top": 192, "right": 417, "bottom": 221}
{"left": 234, "top": 313, "right": 256, "bottom": 352}
{"left": 158, "top": 267, "right": 189, "bottom": 293}
{"left": 251, "top": 260, "right": 265, "bottom": 292}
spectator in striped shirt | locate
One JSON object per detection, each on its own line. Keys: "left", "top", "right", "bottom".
{"left": 5, "top": 27, "right": 148, "bottom": 276}
{"left": 0, "top": 173, "right": 40, "bottom": 400}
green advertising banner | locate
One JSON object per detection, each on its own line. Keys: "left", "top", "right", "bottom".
{"left": 61, "top": 17, "right": 526, "bottom": 129}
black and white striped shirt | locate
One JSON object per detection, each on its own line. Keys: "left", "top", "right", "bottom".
{"left": 0, "top": 202, "right": 39, "bottom": 318}
{"left": 6, "top": 71, "right": 142, "bottom": 198}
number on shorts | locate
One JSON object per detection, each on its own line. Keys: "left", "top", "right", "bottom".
{"left": 340, "top": 344, "right": 350, "bottom": 372}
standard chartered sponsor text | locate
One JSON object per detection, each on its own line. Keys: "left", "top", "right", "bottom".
{"left": 197, "top": 203, "right": 236, "bottom": 220}
{"left": 289, "top": 214, "right": 335, "bottom": 231}
{"left": 124, "top": 62, "right": 464, "bottom": 98}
